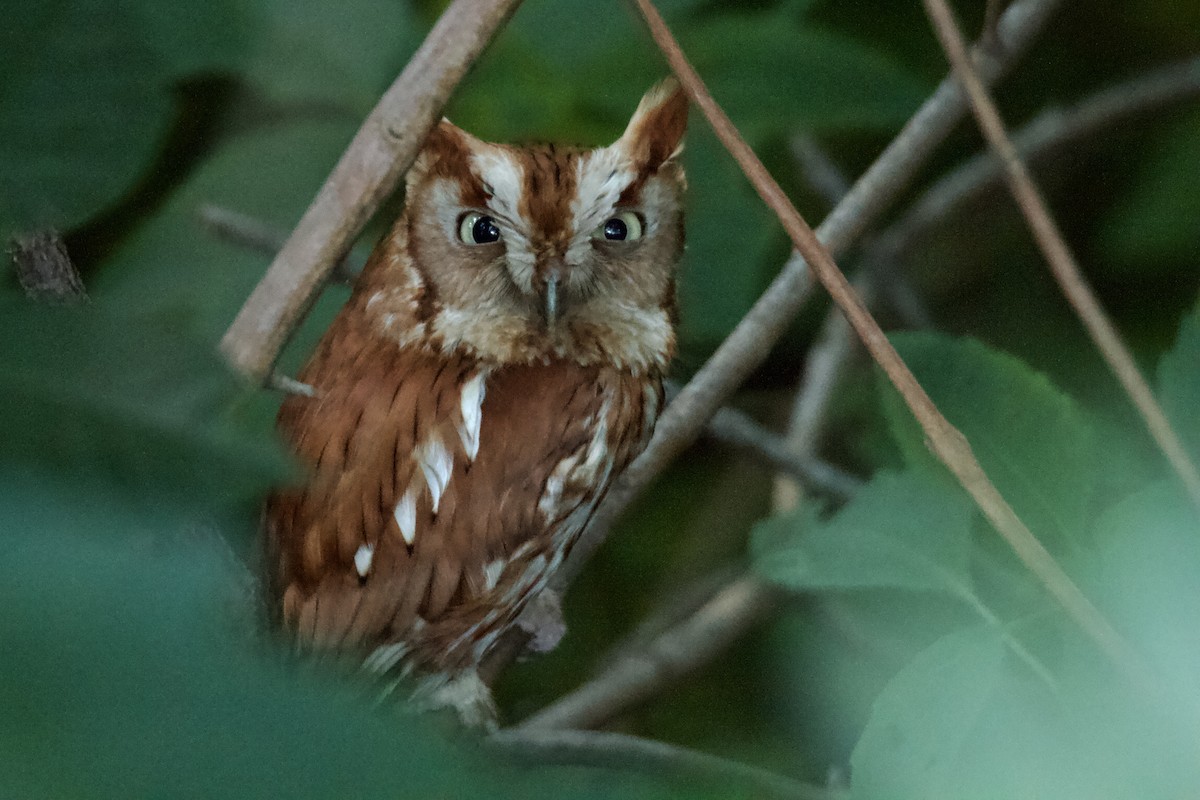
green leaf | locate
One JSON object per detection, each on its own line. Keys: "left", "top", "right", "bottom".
{"left": 753, "top": 470, "right": 974, "bottom": 595}
{"left": 0, "top": 298, "right": 291, "bottom": 506}
{"left": 850, "top": 618, "right": 1190, "bottom": 799}
{"left": 850, "top": 627, "right": 1007, "bottom": 799}
{"left": 848, "top": 625, "right": 1088, "bottom": 799}
{"left": 1094, "top": 481, "right": 1200, "bottom": 688}
{"left": 0, "top": 470, "right": 715, "bottom": 798}
{"left": 1158, "top": 298, "right": 1200, "bottom": 466}
{"left": 0, "top": 0, "right": 173, "bottom": 238}
{"left": 881, "top": 333, "right": 1101, "bottom": 551}
{"left": 0, "top": 473, "right": 483, "bottom": 799}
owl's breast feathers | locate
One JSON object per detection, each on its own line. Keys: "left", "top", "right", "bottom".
{"left": 266, "top": 319, "right": 662, "bottom": 671}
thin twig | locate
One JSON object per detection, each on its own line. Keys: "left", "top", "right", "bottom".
{"left": 663, "top": 380, "right": 864, "bottom": 500}
{"left": 489, "top": 728, "right": 838, "bottom": 800}
{"left": 635, "top": 0, "right": 1142, "bottom": 682}
{"left": 790, "top": 133, "right": 852, "bottom": 206}
{"left": 600, "top": 563, "right": 743, "bottom": 661}
{"left": 703, "top": 403, "right": 864, "bottom": 501}
{"left": 198, "top": 205, "right": 287, "bottom": 261}
{"left": 519, "top": 576, "right": 775, "bottom": 730}
{"left": 219, "top": 0, "right": 522, "bottom": 384}
{"left": 776, "top": 138, "right": 862, "bottom": 510}
{"left": 557, "top": 0, "right": 1066, "bottom": 590}
{"left": 791, "top": 282, "right": 873, "bottom": 457}
{"left": 873, "top": 56, "right": 1200, "bottom": 266}
{"left": 198, "top": 204, "right": 360, "bottom": 283}
{"left": 982, "top": 0, "right": 1009, "bottom": 46}
{"left": 921, "top": 0, "right": 1200, "bottom": 510}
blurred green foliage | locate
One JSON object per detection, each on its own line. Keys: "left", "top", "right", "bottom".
{"left": 754, "top": 315, "right": 1200, "bottom": 798}
{"left": 2, "top": 0, "right": 1199, "bottom": 796}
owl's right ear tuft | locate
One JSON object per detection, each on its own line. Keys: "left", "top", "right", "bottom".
{"left": 407, "top": 120, "right": 478, "bottom": 190}
{"left": 616, "top": 77, "right": 689, "bottom": 173}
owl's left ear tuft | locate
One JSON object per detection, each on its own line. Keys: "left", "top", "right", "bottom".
{"left": 617, "top": 77, "right": 688, "bottom": 173}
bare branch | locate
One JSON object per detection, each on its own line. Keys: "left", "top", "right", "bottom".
{"left": 775, "top": 139, "right": 865, "bottom": 510}
{"left": 518, "top": 575, "right": 775, "bottom": 730}
{"left": 873, "top": 56, "right": 1200, "bottom": 266}
{"left": 790, "top": 133, "right": 852, "bottom": 206}
{"left": 921, "top": 0, "right": 1200, "bottom": 510}
{"left": 982, "top": 0, "right": 1010, "bottom": 46}
{"left": 557, "top": 0, "right": 1066, "bottom": 590}
{"left": 219, "top": 0, "right": 523, "bottom": 384}
{"left": 782, "top": 278, "right": 873, "bottom": 477}
{"left": 489, "top": 728, "right": 838, "bottom": 800}
{"left": 702, "top": 402, "right": 864, "bottom": 501}
{"left": 198, "top": 205, "right": 287, "bottom": 260}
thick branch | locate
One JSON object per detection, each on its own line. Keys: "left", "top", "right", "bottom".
{"left": 489, "top": 727, "right": 836, "bottom": 800}
{"left": 921, "top": 0, "right": 1200, "bottom": 510}
{"left": 557, "top": 0, "right": 1065, "bottom": 590}
{"left": 219, "top": 0, "right": 522, "bottom": 383}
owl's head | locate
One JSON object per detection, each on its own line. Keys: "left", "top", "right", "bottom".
{"left": 362, "top": 80, "right": 688, "bottom": 372}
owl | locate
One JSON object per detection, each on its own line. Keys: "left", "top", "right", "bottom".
{"left": 264, "top": 80, "right": 687, "bottom": 723}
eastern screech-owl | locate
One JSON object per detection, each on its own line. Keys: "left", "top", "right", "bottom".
{"left": 265, "top": 80, "right": 687, "bottom": 723}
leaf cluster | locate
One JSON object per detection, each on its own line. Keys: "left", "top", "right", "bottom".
{"left": 752, "top": 311, "right": 1200, "bottom": 798}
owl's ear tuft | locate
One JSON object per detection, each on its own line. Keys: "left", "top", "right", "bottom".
{"left": 408, "top": 120, "right": 481, "bottom": 190}
{"left": 616, "top": 78, "right": 688, "bottom": 173}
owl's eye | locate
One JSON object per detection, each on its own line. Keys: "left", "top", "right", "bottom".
{"left": 593, "top": 211, "right": 643, "bottom": 242}
{"left": 458, "top": 212, "right": 502, "bottom": 245}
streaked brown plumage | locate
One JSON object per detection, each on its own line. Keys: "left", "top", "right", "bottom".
{"left": 265, "top": 80, "right": 687, "bottom": 721}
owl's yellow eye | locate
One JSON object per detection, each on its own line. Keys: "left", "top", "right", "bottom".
{"left": 458, "top": 212, "right": 501, "bottom": 245}
{"left": 593, "top": 211, "right": 643, "bottom": 242}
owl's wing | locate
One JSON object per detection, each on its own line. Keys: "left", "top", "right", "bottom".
{"left": 266, "top": 334, "right": 659, "bottom": 668}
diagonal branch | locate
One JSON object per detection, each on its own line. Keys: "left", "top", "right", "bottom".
{"left": 557, "top": 0, "right": 1067, "bottom": 590}
{"left": 632, "top": 0, "right": 1142, "bottom": 683}
{"left": 920, "top": 0, "right": 1200, "bottom": 509}
{"left": 219, "top": 0, "right": 522, "bottom": 384}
